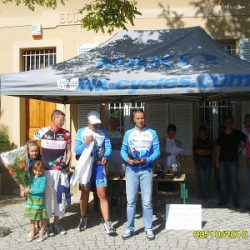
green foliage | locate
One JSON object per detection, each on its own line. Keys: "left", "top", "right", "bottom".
{"left": 2, "top": 0, "right": 65, "bottom": 10}
{"left": 80, "top": 0, "right": 141, "bottom": 33}
{"left": 4, "top": 0, "right": 65, "bottom": 10}
{"left": 0, "top": 130, "right": 15, "bottom": 153}
{"left": 1, "top": 0, "right": 141, "bottom": 33}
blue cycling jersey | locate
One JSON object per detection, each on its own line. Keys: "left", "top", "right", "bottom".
{"left": 74, "top": 126, "right": 112, "bottom": 160}
{"left": 121, "top": 126, "right": 160, "bottom": 168}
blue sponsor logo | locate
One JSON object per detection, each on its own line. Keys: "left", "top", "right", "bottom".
{"left": 59, "top": 52, "right": 250, "bottom": 93}
{"left": 76, "top": 74, "right": 250, "bottom": 94}
{"left": 96, "top": 53, "right": 218, "bottom": 69}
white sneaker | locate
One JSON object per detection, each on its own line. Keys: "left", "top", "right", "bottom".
{"left": 104, "top": 221, "right": 116, "bottom": 235}
{"left": 145, "top": 229, "right": 155, "bottom": 240}
{"left": 54, "top": 224, "right": 66, "bottom": 235}
{"left": 122, "top": 229, "right": 134, "bottom": 240}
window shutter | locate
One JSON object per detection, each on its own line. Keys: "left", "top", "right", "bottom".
{"left": 240, "top": 38, "right": 250, "bottom": 62}
{"left": 169, "top": 102, "right": 193, "bottom": 155}
{"left": 78, "top": 104, "right": 100, "bottom": 128}
{"left": 146, "top": 102, "right": 169, "bottom": 138}
{"left": 146, "top": 102, "right": 193, "bottom": 155}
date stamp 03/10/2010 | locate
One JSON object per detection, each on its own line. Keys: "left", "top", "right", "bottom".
{"left": 193, "top": 230, "right": 248, "bottom": 239}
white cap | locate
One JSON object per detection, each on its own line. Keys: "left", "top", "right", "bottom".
{"left": 87, "top": 111, "right": 102, "bottom": 124}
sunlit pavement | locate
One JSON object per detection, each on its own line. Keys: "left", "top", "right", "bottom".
{"left": 1, "top": 195, "right": 250, "bottom": 250}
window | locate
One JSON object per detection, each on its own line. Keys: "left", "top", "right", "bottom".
{"left": 109, "top": 103, "right": 124, "bottom": 133}
{"left": 199, "top": 101, "right": 233, "bottom": 139}
{"left": 217, "top": 40, "right": 236, "bottom": 56}
{"left": 21, "top": 48, "right": 56, "bottom": 71}
{"left": 108, "top": 102, "right": 145, "bottom": 132}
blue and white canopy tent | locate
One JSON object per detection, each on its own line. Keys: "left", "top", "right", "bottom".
{"left": 1, "top": 26, "right": 250, "bottom": 104}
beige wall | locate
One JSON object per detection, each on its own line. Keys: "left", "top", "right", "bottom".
{"left": 1, "top": 0, "right": 250, "bottom": 146}
{"left": 1, "top": 0, "right": 250, "bottom": 194}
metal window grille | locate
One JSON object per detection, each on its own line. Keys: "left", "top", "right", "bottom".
{"left": 22, "top": 48, "right": 56, "bottom": 71}
{"left": 108, "top": 102, "right": 145, "bottom": 132}
{"left": 222, "top": 43, "right": 236, "bottom": 55}
{"left": 218, "top": 40, "right": 236, "bottom": 55}
{"left": 199, "top": 101, "right": 233, "bottom": 139}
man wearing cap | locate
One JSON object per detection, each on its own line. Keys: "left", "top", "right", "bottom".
{"left": 74, "top": 111, "right": 115, "bottom": 235}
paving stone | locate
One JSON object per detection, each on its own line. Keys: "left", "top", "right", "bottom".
{"left": 1, "top": 196, "right": 250, "bottom": 249}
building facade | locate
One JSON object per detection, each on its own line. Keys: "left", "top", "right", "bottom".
{"left": 1, "top": 0, "right": 250, "bottom": 195}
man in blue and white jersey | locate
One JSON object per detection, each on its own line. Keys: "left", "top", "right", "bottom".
{"left": 74, "top": 111, "right": 115, "bottom": 235}
{"left": 121, "top": 109, "right": 160, "bottom": 240}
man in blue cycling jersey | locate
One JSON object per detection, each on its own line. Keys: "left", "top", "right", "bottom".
{"left": 75, "top": 111, "right": 115, "bottom": 235}
{"left": 121, "top": 109, "right": 160, "bottom": 240}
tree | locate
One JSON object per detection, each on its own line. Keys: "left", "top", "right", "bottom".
{"left": 1, "top": 0, "right": 141, "bottom": 33}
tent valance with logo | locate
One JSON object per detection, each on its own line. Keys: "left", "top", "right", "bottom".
{"left": 1, "top": 26, "right": 250, "bottom": 103}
